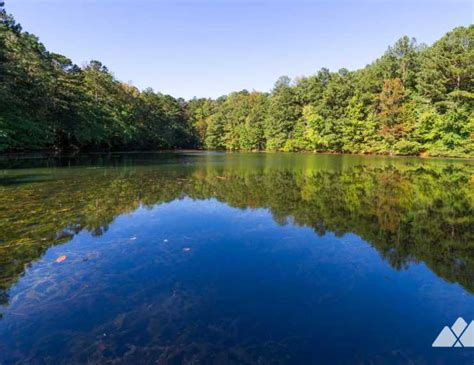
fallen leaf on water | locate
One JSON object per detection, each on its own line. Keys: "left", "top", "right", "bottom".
{"left": 55, "top": 255, "right": 67, "bottom": 263}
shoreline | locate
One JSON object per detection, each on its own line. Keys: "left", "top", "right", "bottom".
{"left": 0, "top": 149, "right": 473, "bottom": 161}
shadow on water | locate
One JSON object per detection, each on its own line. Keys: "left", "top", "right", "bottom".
{"left": 0, "top": 173, "right": 54, "bottom": 186}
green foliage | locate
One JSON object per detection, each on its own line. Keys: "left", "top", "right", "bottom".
{"left": 264, "top": 76, "right": 301, "bottom": 150}
{"left": 0, "top": 2, "right": 472, "bottom": 157}
{"left": 417, "top": 26, "right": 474, "bottom": 106}
{"left": 185, "top": 25, "right": 472, "bottom": 157}
{"left": 0, "top": 5, "right": 196, "bottom": 152}
{"left": 186, "top": 91, "right": 269, "bottom": 151}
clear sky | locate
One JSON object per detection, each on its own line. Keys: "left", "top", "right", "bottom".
{"left": 6, "top": 0, "right": 473, "bottom": 99}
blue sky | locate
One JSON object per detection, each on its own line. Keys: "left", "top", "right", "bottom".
{"left": 6, "top": 0, "right": 473, "bottom": 99}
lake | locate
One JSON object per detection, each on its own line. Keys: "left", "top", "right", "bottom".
{"left": 0, "top": 152, "right": 473, "bottom": 364}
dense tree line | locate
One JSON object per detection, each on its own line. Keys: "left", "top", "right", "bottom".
{"left": 0, "top": 3, "right": 197, "bottom": 152}
{"left": 188, "top": 28, "right": 473, "bottom": 157}
{"left": 1, "top": 3, "right": 473, "bottom": 156}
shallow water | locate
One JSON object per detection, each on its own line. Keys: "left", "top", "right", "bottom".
{"left": 0, "top": 152, "right": 473, "bottom": 364}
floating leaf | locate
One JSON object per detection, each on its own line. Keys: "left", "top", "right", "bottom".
{"left": 55, "top": 255, "right": 67, "bottom": 263}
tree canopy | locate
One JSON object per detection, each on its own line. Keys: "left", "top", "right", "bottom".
{"left": 187, "top": 26, "right": 473, "bottom": 157}
{"left": 1, "top": 3, "right": 472, "bottom": 157}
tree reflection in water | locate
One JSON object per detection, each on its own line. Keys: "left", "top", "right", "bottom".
{"left": 0, "top": 152, "right": 473, "bottom": 364}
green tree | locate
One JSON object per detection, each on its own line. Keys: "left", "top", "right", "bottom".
{"left": 265, "top": 76, "right": 301, "bottom": 150}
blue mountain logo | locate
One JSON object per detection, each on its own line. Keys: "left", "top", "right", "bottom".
{"left": 432, "top": 318, "right": 474, "bottom": 347}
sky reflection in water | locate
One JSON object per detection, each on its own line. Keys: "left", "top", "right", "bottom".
{"left": 0, "top": 152, "right": 473, "bottom": 364}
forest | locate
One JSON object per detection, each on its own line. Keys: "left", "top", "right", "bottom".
{"left": 0, "top": 3, "right": 473, "bottom": 157}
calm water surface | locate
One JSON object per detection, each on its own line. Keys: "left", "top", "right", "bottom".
{"left": 0, "top": 152, "right": 473, "bottom": 364}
